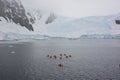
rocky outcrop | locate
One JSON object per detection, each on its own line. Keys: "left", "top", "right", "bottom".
{"left": 45, "top": 13, "right": 56, "bottom": 24}
{"left": 115, "top": 20, "right": 120, "bottom": 24}
{"left": 0, "top": 0, "right": 34, "bottom": 31}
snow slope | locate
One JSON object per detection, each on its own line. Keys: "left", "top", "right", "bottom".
{"left": 1, "top": 12, "right": 120, "bottom": 40}
{"left": 0, "top": 0, "right": 120, "bottom": 40}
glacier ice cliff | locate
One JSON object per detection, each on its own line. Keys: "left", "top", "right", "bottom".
{"left": 0, "top": 0, "right": 120, "bottom": 40}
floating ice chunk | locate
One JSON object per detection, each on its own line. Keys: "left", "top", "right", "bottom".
{"left": 10, "top": 51, "right": 15, "bottom": 54}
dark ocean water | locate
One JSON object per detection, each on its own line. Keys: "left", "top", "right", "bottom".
{"left": 0, "top": 39, "right": 120, "bottom": 80}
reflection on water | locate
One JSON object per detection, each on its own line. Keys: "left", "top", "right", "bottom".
{"left": 0, "top": 39, "right": 120, "bottom": 80}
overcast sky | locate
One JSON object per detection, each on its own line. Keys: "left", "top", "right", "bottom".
{"left": 21, "top": 0, "right": 120, "bottom": 18}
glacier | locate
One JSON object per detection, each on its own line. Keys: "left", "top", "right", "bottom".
{"left": 1, "top": 12, "right": 120, "bottom": 40}
{"left": 0, "top": 0, "right": 120, "bottom": 40}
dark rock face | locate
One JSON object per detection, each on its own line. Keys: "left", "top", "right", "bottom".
{"left": 27, "top": 12, "right": 36, "bottom": 24}
{"left": 115, "top": 20, "right": 120, "bottom": 24}
{"left": 45, "top": 13, "right": 56, "bottom": 24}
{"left": 0, "top": 0, "right": 34, "bottom": 31}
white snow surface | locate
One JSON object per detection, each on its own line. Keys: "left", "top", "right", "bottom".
{"left": 0, "top": 8, "right": 120, "bottom": 40}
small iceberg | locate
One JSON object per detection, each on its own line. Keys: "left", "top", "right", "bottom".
{"left": 10, "top": 51, "right": 15, "bottom": 54}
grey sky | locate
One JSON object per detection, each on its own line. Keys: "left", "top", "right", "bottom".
{"left": 21, "top": 0, "right": 120, "bottom": 18}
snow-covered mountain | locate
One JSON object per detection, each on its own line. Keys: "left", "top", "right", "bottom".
{"left": 0, "top": 0, "right": 34, "bottom": 31}
{"left": 0, "top": 0, "right": 120, "bottom": 40}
